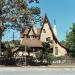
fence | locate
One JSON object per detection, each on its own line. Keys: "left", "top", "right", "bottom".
{"left": 52, "top": 58, "right": 75, "bottom": 65}
{"left": 0, "top": 56, "right": 75, "bottom": 66}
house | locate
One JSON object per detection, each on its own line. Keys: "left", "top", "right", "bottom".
{"left": 14, "top": 14, "right": 67, "bottom": 57}
{"left": 39, "top": 15, "right": 67, "bottom": 57}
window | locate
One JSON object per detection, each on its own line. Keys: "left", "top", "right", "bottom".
{"left": 43, "top": 29, "right": 46, "bottom": 33}
{"left": 55, "top": 47, "right": 58, "bottom": 55}
{"left": 46, "top": 37, "right": 51, "bottom": 42}
{"left": 30, "top": 35, "right": 33, "bottom": 39}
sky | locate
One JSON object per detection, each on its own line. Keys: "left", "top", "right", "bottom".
{"left": 2, "top": 0, "right": 75, "bottom": 41}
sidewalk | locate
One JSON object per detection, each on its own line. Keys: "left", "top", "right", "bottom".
{"left": 0, "top": 66, "right": 75, "bottom": 71}
{"left": 1, "top": 64, "right": 75, "bottom": 68}
{"left": 48, "top": 64, "right": 75, "bottom": 68}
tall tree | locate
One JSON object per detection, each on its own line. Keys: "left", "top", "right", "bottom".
{"left": 36, "top": 42, "right": 53, "bottom": 65}
{"left": 69, "top": 24, "right": 75, "bottom": 57}
{"left": 65, "top": 23, "right": 75, "bottom": 57}
{"left": 0, "top": 0, "right": 41, "bottom": 55}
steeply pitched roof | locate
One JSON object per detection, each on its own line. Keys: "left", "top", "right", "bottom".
{"left": 21, "top": 25, "right": 37, "bottom": 37}
{"left": 40, "top": 14, "right": 67, "bottom": 49}
{"left": 21, "top": 28, "right": 30, "bottom": 37}
{"left": 27, "top": 25, "right": 36, "bottom": 36}
{"left": 37, "top": 28, "right": 41, "bottom": 34}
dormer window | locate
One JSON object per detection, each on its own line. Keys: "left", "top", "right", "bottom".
{"left": 46, "top": 37, "right": 51, "bottom": 42}
{"left": 43, "top": 29, "right": 46, "bottom": 33}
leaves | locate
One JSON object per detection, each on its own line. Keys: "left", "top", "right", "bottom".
{"left": 0, "top": 0, "right": 41, "bottom": 30}
{"left": 65, "top": 23, "right": 75, "bottom": 57}
{"left": 29, "top": 0, "right": 39, "bottom": 3}
{"left": 0, "top": 0, "right": 41, "bottom": 53}
{"left": 30, "top": 7, "right": 40, "bottom": 15}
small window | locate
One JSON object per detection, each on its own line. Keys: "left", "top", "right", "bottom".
{"left": 55, "top": 47, "right": 58, "bottom": 55}
{"left": 30, "top": 35, "right": 33, "bottom": 39}
{"left": 46, "top": 37, "right": 51, "bottom": 42}
{"left": 43, "top": 29, "right": 46, "bottom": 33}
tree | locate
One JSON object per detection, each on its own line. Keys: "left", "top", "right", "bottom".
{"left": 69, "top": 24, "right": 75, "bottom": 57}
{"left": 65, "top": 23, "right": 75, "bottom": 57}
{"left": 36, "top": 42, "right": 53, "bottom": 65}
{"left": 42, "top": 42, "right": 53, "bottom": 64}
{"left": 0, "top": 0, "right": 5, "bottom": 56}
{"left": 0, "top": 0, "right": 41, "bottom": 55}
{"left": 2, "top": 42, "right": 13, "bottom": 58}
{"left": 60, "top": 40, "right": 66, "bottom": 46}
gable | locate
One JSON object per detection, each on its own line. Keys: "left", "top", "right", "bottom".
{"left": 40, "top": 14, "right": 67, "bottom": 51}
{"left": 27, "top": 26, "right": 36, "bottom": 36}
{"left": 29, "top": 29, "right": 34, "bottom": 36}
{"left": 40, "top": 15, "right": 54, "bottom": 42}
{"left": 40, "top": 22, "right": 53, "bottom": 42}
{"left": 53, "top": 41, "right": 67, "bottom": 56}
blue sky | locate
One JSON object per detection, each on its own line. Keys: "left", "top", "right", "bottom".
{"left": 39, "top": 0, "right": 75, "bottom": 41}
{"left": 2, "top": 0, "right": 75, "bottom": 41}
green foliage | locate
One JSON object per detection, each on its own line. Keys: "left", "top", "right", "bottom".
{"left": 46, "top": 53, "right": 53, "bottom": 64}
{"left": 42, "top": 42, "right": 51, "bottom": 60}
{"left": 65, "top": 23, "right": 75, "bottom": 57}
{"left": 60, "top": 40, "right": 66, "bottom": 46}
{"left": 3, "top": 48, "right": 13, "bottom": 58}
{"left": 35, "top": 50, "right": 42, "bottom": 60}
{"left": 65, "top": 32, "right": 73, "bottom": 49}
{"left": 0, "top": 0, "right": 41, "bottom": 53}
{"left": 0, "top": 0, "right": 4, "bottom": 9}
{"left": 0, "top": 0, "right": 41, "bottom": 30}
{"left": 2, "top": 41, "right": 14, "bottom": 58}
{"left": 35, "top": 42, "right": 53, "bottom": 64}
{"left": 3, "top": 40, "right": 20, "bottom": 48}
{"left": 30, "top": 7, "right": 40, "bottom": 15}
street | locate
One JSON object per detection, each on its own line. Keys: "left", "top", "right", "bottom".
{"left": 0, "top": 67, "right": 75, "bottom": 75}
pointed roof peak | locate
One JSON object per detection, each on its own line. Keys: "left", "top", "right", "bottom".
{"left": 43, "top": 14, "right": 49, "bottom": 23}
{"left": 45, "top": 13, "right": 47, "bottom": 17}
{"left": 44, "top": 13, "right": 48, "bottom": 19}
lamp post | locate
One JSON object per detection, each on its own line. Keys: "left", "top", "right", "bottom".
{"left": 25, "top": 45, "right": 27, "bottom": 66}
{"left": 24, "top": 28, "right": 27, "bottom": 66}
{"left": 0, "top": 35, "right": 2, "bottom": 56}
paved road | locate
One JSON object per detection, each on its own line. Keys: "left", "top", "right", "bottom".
{"left": 0, "top": 67, "right": 75, "bottom": 75}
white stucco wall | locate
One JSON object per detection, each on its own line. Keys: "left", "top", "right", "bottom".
{"left": 29, "top": 29, "right": 34, "bottom": 36}
{"left": 40, "top": 22, "right": 67, "bottom": 57}
{"left": 33, "top": 25, "right": 37, "bottom": 34}
{"left": 20, "top": 38, "right": 23, "bottom": 44}
{"left": 40, "top": 23, "right": 53, "bottom": 42}
{"left": 53, "top": 41, "right": 67, "bottom": 57}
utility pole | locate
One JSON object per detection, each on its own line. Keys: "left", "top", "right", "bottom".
{"left": 0, "top": 21, "right": 3, "bottom": 56}
{"left": 0, "top": 35, "right": 2, "bottom": 56}
{"left": 13, "top": 32, "right": 15, "bottom": 44}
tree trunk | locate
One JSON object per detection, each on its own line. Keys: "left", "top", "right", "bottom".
{"left": 0, "top": 31, "right": 2, "bottom": 56}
